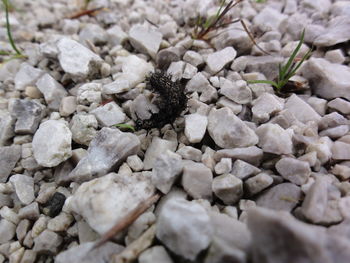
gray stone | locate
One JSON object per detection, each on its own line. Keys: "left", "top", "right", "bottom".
{"left": 183, "top": 51, "right": 203, "bottom": 67}
{"left": 56, "top": 38, "right": 102, "bottom": 79}
{"left": 32, "top": 120, "right": 72, "bottom": 167}
{"left": 9, "top": 99, "right": 45, "bottom": 134}
{"left": 215, "top": 146, "right": 263, "bottom": 167}
{"left": 256, "top": 183, "right": 302, "bottom": 212}
{"left": 212, "top": 174, "right": 243, "bottom": 205}
{"left": 314, "top": 16, "right": 350, "bottom": 47}
{"left": 256, "top": 123, "right": 293, "bottom": 155}
{"left": 185, "top": 72, "right": 217, "bottom": 103}
{"left": 332, "top": 141, "right": 350, "bottom": 160}
{"left": 129, "top": 24, "right": 162, "bottom": 59}
{"left": 0, "top": 145, "right": 21, "bottom": 183}
{"left": 214, "top": 158, "right": 232, "bottom": 175}
{"left": 143, "top": 137, "right": 177, "bottom": 170}
{"left": 20, "top": 250, "right": 36, "bottom": 263}
{"left": 9, "top": 174, "right": 34, "bottom": 205}
{"left": 205, "top": 47, "right": 237, "bottom": 74}
{"left": 0, "top": 219, "right": 16, "bottom": 244}
{"left": 156, "top": 47, "right": 181, "bottom": 70}
{"left": 79, "top": 23, "right": 108, "bottom": 45}
{"left": 275, "top": 157, "right": 311, "bottom": 185}
{"left": 216, "top": 97, "right": 242, "bottom": 115}
{"left": 332, "top": 164, "right": 350, "bottom": 181}
{"left": 176, "top": 146, "right": 202, "bottom": 162}
{"left": 152, "top": 150, "right": 183, "bottom": 194}
{"left": 18, "top": 202, "right": 40, "bottom": 220}
{"left": 182, "top": 162, "right": 213, "bottom": 200}
{"left": 184, "top": 113, "right": 207, "bottom": 143}
{"left": 328, "top": 98, "right": 350, "bottom": 115}
{"left": 70, "top": 114, "right": 98, "bottom": 146}
{"left": 67, "top": 172, "right": 155, "bottom": 234}
{"left": 59, "top": 96, "right": 77, "bottom": 117}
{"left": 131, "top": 94, "right": 159, "bottom": 121}
{"left": 156, "top": 198, "right": 213, "bottom": 260}
{"left": 253, "top": 7, "right": 288, "bottom": 32}
{"left": 231, "top": 159, "right": 261, "bottom": 180}
{"left": 306, "top": 136, "right": 333, "bottom": 164}
{"left": 90, "top": 101, "right": 126, "bottom": 127}
{"left": 77, "top": 83, "right": 102, "bottom": 105}
{"left": 33, "top": 230, "right": 62, "bottom": 254}
{"left": 16, "top": 219, "right": 30, "bottom": 243}
{"left": 307, "top": 97, "right": 327, "bottom": 116}
{"left": 0, "top": 113, "right": 16, "bottom": 146}
{"left": 284, "top": 94, "right": 321, "bottom": 123}
{"left": 106, "top": 25, "right": 128, "bottom": 46}
{"left": 36, "top": 73, "right": 67, "bottom": 110}
{"left": 14, "top": 63, "right": 43, "bottom": 91}
{"left": 67, "top": 128, "right": 140, "bottom": 182}
{"left": 183, "top": 63, "right": 198, "bottom": 79}
{"left": 303, "top": 58, "right": 350, "bottom": 100}
{"left": 244, "top": 173, "right": 273, "bottom": 196}
{"left": 56, "top": 242, "right": 123, "bottom": 263}
{"left": 208, "top": 107, "right": 258, "bottom": 148}
{"left": 252, "top": 93, "right": 284, "bottom": 123}
{"left": 139, "top": 246, "right": 173, "bottom": 263}
{"left": 220, "top": 79, "right": 252, "bottom": 105}
{"left": 325, "top": 49, "right": 346, "bottom": 64}
{"left": 127, "top": 155, "right": 144, "bottom": 172}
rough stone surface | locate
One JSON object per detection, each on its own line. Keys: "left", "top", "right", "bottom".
{"left": 275, "top": 158, "right": 311, "bottom": 185}
{"left": 231, "top": 159, "right": 261, "bottom": 180}
{"left": 205, "top": 47, "right": 237, "bottom": 74}
{"left": 33, "top": 229, "right": 63, "bottom": 254}
{"left": 184, "top": 113, "right": 208, "bottom": 143}
{"left": 9, "top": 174, "right": 35, "bottom": 205}
{"left": 252, "top": 93, "right": 284, "bottom": 123}
{"left": 284, "top": 94, "right": 321, "bottom": 123}
{"left": 0, "top": 219, "right": 16, "bottom": 244}
{"left": 14, "top": 63, "right": 43, "bottom": 91}
{"left": 0, "top": 145, "right": 21, "bottom": 183}
{"left": 215, "top": 146, "right": 263, "bottom": 167}
{"left": 212, "top": 174, "right": 243, "bottom": 205}
{"left": 90, "top": 101, "right": 126, "bottom": 127}
{"left": 70, "top": 114, "right": 98, "bottom": 146}
{"left": 244, "top": 173, "right": 273, "bottom": 196}
{"left": 143, "top": 137, "right": 177, "bottom": 170}
{"left": 32, "top": 120, "right": 72, "bottom": 167}
{"left": 220, "top": 79, "right": 252, "bottom": 105}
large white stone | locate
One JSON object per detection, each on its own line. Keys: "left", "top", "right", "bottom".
{"left": 32, "top": 120, "right": 72, "bottom": 167}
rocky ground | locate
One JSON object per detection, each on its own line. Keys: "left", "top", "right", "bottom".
{"left": 0, "top": 0, "right": 350, "bottom": 262}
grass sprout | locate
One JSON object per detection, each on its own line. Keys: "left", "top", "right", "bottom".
{"left": 114, "top": 123, "right": 136, "bottom": 132}
{"left": 248, "top": 29, "right": 312, "bottom": 93}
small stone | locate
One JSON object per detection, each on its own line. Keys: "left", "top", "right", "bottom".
{"left": 156, "top": 47, "right": 181, "bottom": 70}
{"left": 152, "top": 150, "right": 183, "bottom": 194}
{"left": 215, "top": 146, "right": 263, "bottom": 167}
{"left": 47, "top": 212, "right": 73, "bottom": 232}
{"left": 32, "top": 120, "right": 72, "bottom": 167}
{"left": 183, "top": 51, "right": 204, "bottom": 67}
{"left": 9, "top": 174, "right": 35, "bottom": 205}
{"left": 217, "top": 97, "right": 243, "bottom": 115}
{"left": 208, "top": 107, "right": 258, "bottom": 148}
{"left": 129, "top": 24, "right": 162, "bottom": 59}
{"left": 328, "top": 98, "right": 350, "bottom": 115}
{"left": 67, "top": 128, "right": 140, "bottom": 182}
{"left": 77, "top": 220, "right": 99, "bottom": 243}
{"left": 253, "top": 7, "right": 288, "bottom": 32}
{"left": 251, "top": 93, "right": 284, "bottom": 123}
{"left": 156, "top": 199, "right": 213, "bottom": 260}
{"left": 9, "top": 246, "right": 24, "bottom": 263}
{"left": 143, "top": 137, "right": 177, "bottom": 170}
{"left": 36, "top": 73, "right": 67, "bottom": 110}
{"left": 16, "top": 219, "right": 30, "bottom": 243}
{"left": 0, "top": 145, "right": 21, "bottom": 183}
{"left": 176, "top": 146, "right": 202, "bottom": 162}
{"left": 244, "top": 173, "right": 273, "bottom": 196}
{"left": 0, "top": 206, "right": 19, "bottom": 225}
{"left": 90, "top": 101, "right": 126, "bottom": 127}
{"left": 306, "top": 136, "right": 333, "bottom": 164}
{"left": 325, "top": 49, "right": 346, "bottom": 64}
{"left": 332, "top": 164, "right": 350, "bottom": 181}
{"left": 284, "top": 94, "right": 321, "bottom": 123}
{"left": 33, "top": 230, "right": 62, "bottom": 254}
{"left": 256, "top": 123, "right": 293, "bottom": 155}
{"left": 275, "top": 158, "right": 311, "bottom": 185}
{"left": 19, "top": 250, "right": 36, "bottom": 263}
{"left": 183, "top": 63, "right": 198, "bottom": 79}
{"left": 231, "top": 159, "right": 261, "bottom": 180}
{"left": 319, "top": 112, "right": 348, "bottom": 130}
{"left": 56, "top": 38, "right": 102, "bottom": 79}
{"left": 59, "top": 96, "right": 76, "bottom": 117}
{"left": 319, "top": 125, "right": 349, "bottom": 139}
{"left": 127, "top": 211, "right": 156, "bottom": 243}
{"left": 24, "top": 86, "right": 42, "bottom": 99}
{"left": 332, "top": 141, "right": 350, "bottom": 160}
{"left": 45, "top": 192, "right": 66, "bottom": 218}
{"left": 167, "top": 61, "right": 185, "bottom": 81}
{"left": 139, "top": 246, "right": 173, "bottom": 263}
{"left": 314, "top": 16, "right": 350, "bottom": 47}
{"left": 106, "top": 25, "right": 128, "bottom": 46}
{"left": 184, "top": 113, "right": 208, "bottom": 143}
{"left": 0, "top": 114, "right": 16, "bottom": 146}
{"left": 214, "top": 158, "right": 232, "bottom": 175}
{"left": 18, "top": 203, "right": 40, "bottom": 220}
{"left": 205, "top": 47, "right": 237, "bottom": 74}
{"left": 77, "top": 83, "right": 102, "bottom": 105}
{"left": 182, "top": 162, "right": 213, "bottom": 200}
{"left": 70, "top": 114, "right": 98, "bottom": 146}
{"left": 307, "top": 97, "right": 327, "bottom": 116}
{"left": 212, "top": 174, "right": 243, "bottom": 205}
{"left": 256, "top": 183, "right": 302, "bottom": 212}
{"left": 185, "top": 72, "right": 218, "bottom": 103}
{"left": 220, "top": 78, "right": 252, "bottom": 105}
{"left": 0, "top": 219, "right": 16, "bottom": 244}
{"left": 31, "top": 216, "right": 48, "bottom": 238}
{"left": 79, "top": 23, "right": 107, "bottom": 45}
{"left": 126, "top": 155, "right": 144, "bottom": 172}
{"left": 14, "top": 63, "right": 43, "bottom": 91}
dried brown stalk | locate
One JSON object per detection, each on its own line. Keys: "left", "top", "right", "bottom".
{"left": 69, "top": 6, "right": 105, "bottom": 19}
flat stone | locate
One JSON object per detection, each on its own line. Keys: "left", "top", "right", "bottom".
{"left": 314, "top": 16, "right": 350, "bottom": 47}
{"left": 303, "top": 58, "right": 350, "bottom": 100}
{"left": 205, "top": 47, "right": 237, "bottom": 74}
{"left": 36, "top": 73, "right": 67, "bottom": 110}
{"left": 9, "top": 99, "right": 45, "bottom": 134}
{"left": 139, "top": 246, "right": 173, "bottom": 263}
{"left": 176, "top": 146, "right": 202, "bottom": 162}
{"left": 56, "top": 242, "right": 123, "bottom": 263}
{"left": 184, "top": 113, "right": 207, "bottom": 143}
{"left": 256, "top": 183, "right": 302, "bottom": 212}
{"left": 217, "top": 97, "right": 242, "bottom": 114}
{"left": 33, "top": 229, "right": 62, "bottom": 254}
{"left": 9, "top": 174, "right": 35, "bottom": 205}
{"left": 231, "top": 159, "right": 261, "bottom": 180}
{"left": 182, "top": 162, "right": 213, "bottom": 200}
{"left": 90, "top": 101, "right": 126, "bottom": 127}
{"left": 208, "top": 107, "right": 258, "bottom": 148}
{"left": 212, "top": 174, "right": 243, "bottom": 205}
{"left": 332, "top": 141, "right": 350, "bottom": 160}
{"left": 67, "top": 172, "right": 155, "bottom": 234}
{"left": 47, "top": 212, "right": 74, "bottom": 232}
{"left": 32, "top": 120, "right": 72, "bottom": 167}
{"left": 0, "top": 219, "right": 16, "bottom": 244}
{"left": 129, "top": 24, "right": 162, "bottom": 59}
{"left": 284, "top": 94, "right": 321, "bottom": 123}
{"left": 319, "top": 112, "right": 348, "bottom": 130}
{"left": 252, "top": 93, "right": 284, "bottom": 123}
{"left": 14, "top": 63, "right": 43, "bottom": 91}
{"left": 328, "top": 98, "right": 350, "bottom": 115}
{"left": 275, "top": 157, "right": 311, "bottom": 185}
{"left": 56, "top": 38, "right": 102, "bottom": 79}
{"left": 220, "top": 79, "right": 252, "bottom": 105}
{"left": 156, "top": 198, "right": 213, "bottom": 260}
{"left": 244, "top": 173, "right": 273, "bottom": 196}
{"left": 215, "top": 146, "right": 263, "bottom": 167}
{"left": 319, "top": 125, "right": 349, "bottom": 139}
{"left": 256, "top": 123, "right": 293, "bottom": 155}
{"left": 70, "top": 114, "right": 98, "bottom": 146}
{"left": 66, "top": 128, "right": 140, "bottom": 182}
{"left": 0, "top": 145, "right": 21, "bottom": 183}
{"left": 143, "top": 137, "right": 177, "bottom": 170}
{"left": 152, "top": 150, "right": 183, "bottom": 194}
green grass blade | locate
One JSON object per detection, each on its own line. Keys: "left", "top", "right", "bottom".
{"left": 286, "top": 48, "right": 312, "bottom": 79}
{"left": 248, "top": 80, "right": 279, "bottom": 89}
{"left": 113, "top": 123, "right": 135, "bottom": 132}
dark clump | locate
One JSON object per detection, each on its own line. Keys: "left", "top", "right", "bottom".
{"left": 45, "top": 192, "right": 66, "bottom": 218}
{"left": 136, "top": 71, "right": 187, "bottom": 130}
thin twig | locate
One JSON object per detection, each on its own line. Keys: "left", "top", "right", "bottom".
{"left": 240, "top": 19, "right": 270, "bottom": 55}
{"left": 69, "top": 6, "right": 105, "bottom": 19}
{"left": 91, "top": 193, "right": 161, "bottom": 250}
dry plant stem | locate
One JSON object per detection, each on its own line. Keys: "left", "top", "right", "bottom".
{"left": 69, "top": 6, "right": 105, "bottom": 19}
{"left": 91, "top": 193, "right": 161, "bottom": 250}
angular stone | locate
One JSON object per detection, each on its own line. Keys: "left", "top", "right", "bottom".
{"left": 0, "top": 219, "right": 16, "bottom": 244}
{"left": 214, "top": 158, "right": 232, "bottom": 175}
{"left": 0, "top": 145, "right": 21, "bottom": 183}
{"left": 215, "top": 146, "right": 263, "bottom": 166}
{"left": 184, "top": 113, "right": 207, "bottom": 143}
{"left": 90, "top": 101, "right": 126, "bottom": 127}
{"left": 332, "top": 141, "right": 350, "bottom": 160}
{"left": 36, "top": 73, "right": 67, "bottom": 110}
{"left": 275, "top": 158, "right": 311, "bottom": 185}
{"left": 129, "top": 24, "right": 162, "bottom": 59}
{"left": 79, "top": 23, "right": 108, "bottom": 45}
{"left": 156, "top": 199, "right": 213, "bottom": 260}
{"left": 167, "top": 61, "right": 185, "bottom": 81}
{"left": 70, "top": 114, "right": 98, "bottom": 146}
{"left": 306, "top": 136, "right": 333, "bottom": 164}
{"left": 205, "top": 47, "right": 237, "bottom": 74}
{"left": 59, "top": 96, "right": 76, "bottom": 117}
{"left": 14, "top": 63, "right": 43, "bottom": 91}
{"left": 303, "top": 58, "right": 350, "bottom": 100}
{"left": 220, "top": 79, "right": 252, "bottom": 105}
{"left": 328, "top": 98, "right": 350, "bottom": 115}
{"left": 9, "top": 174, "right": 35, "bottom": 205}
{"left": 9, "top": 99, "right": 45, "bottom": 134}
{"left": 176, "top": 146, "right": 202, "bottom": 162}
{"left": 66, "top": 128, "right": 140, "bottom": 182}
{"left": 319, "top": 125, "right": 349, "bottom": 139}
{"left": 127, "top": 155, "right": 144, "bottom": 172}
{"left": 0, "top": 113, "right": 16, "bottom": 146}
{"left": 57, "top": 38, "right": 102, "bottom": 79}
{"left": 253, "top": 7, "right": 288, "bottom": 32}
{"left": 67, "top": 172, "right": 155, "bottom": 234}
{"left": 152, "top": 150, "right": 183, "bottom": 194}
{"left": 77, "top": 83, "right": 102, "bottom": 105}
{"left": 33, "top": 230, "right": 62, "bottom": 254}
{"left": 185, "top": 72, "right": 217, "bottom": 103}
{"left": 183, "top": 51, "right": 203, "bottom": 67}
{"left": 143, "top": 137, "right": 177, "bottom": 170}
{"left": 252, "top": 93, "right": 284, "bottom": 123}
{"left": 106, "top": 25, "right": 128, "bottom": 46}
{"left": 231, "top": 159, "right": 261, "bottom": 180}
{"left": 284, "top": 94, "right": 321, "bottom": 123}
{"left": 244, "top": 173, "right": 273, "bottom": 196}
{"left": 256, "top": 123, "right": 293, "bottom": 155}
{"left": 32, "top": 120, "right": 72, "bottom": 167}
{"left": 256, "top": 183, "right": 302, "bottom": 212}
{"left": 208, "top": 107, "right": 258, "bottom": 148}
{"left": 319, "top": 112, "right": 348, "bottom": 130}
{"left": 182, "top": 162, "right": 213, "bottom": 200}
{"left": 139, "top": 246, "right": 173, "bottom": 263}
{"left": 212, "top": 174, "right": 243, "bottom": 205}
{"left": 314, "top": 16, "right": 350, "bottom": 47}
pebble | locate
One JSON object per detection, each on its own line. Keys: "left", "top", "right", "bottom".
{"left": 33, "top": 229, "right": 62, "bottom": 254}
{"left": 18, "top": 202, "right": 39, "bottom": 221}
{"left": 14, "top": 63, "right": 43, "bottom": 91}
{"left": 205, "top": 47, "right": 237, "bottom": 74}
{"left": 185, "top": 72, "right": 218, "bottom": 103}
{"left": 275, "top": 157, "right": 311, "bottom": 185}
{"left": 253, "top": 7, "right": 288, "bottom": 32}
{"left": 77, "top": 83, "right": 102, "bottom": 105}
{"left": 231, "top": 159, "right": 261, "bottom": 180}
{"left": 156, "top": 198, "right": 213, "bottom": 260}
{"left": 67, "top": 127, "right": 140, "bottom": 182}
{"left": 70, "top": 114, "right": 98, "bottom": 146}
{"left": 183, "top": 50, "right": 204, "bottom": 67}
{"left": 79, "top": 23, "right": 108, "bottom": 45}
{"left": 24, "top": 86, "right": 42, "bottom": 99}
{"left": 45, "top": 192, "right": 66, "bottom": 218}
{"left": 251, "top": 93, "right": 284, "bottom": 123}
{"left": 47, "top": 212, "right": 74, "bottom": 232}
{"left": 0, "top": 219, "right": 16, "bottom": 244}
{"left": 285, "top": 94, "right": 321, "bottom": 123}
{"left": 208, "top": 107, "right": 258, "bottom": 148}
{"left": 32, "top": 120, "right": 72, "bottom": 167}
{"left": 212, "top": 174, "right": 243, "bottom": 205}
{"left": 90, "top": 101, "right": 126, "bottom": 127}
{"left": 139, "top": 246, "right": 174, "bottom": 263}
{"left": 220, "top": 78, "right": 252, "bottom": 105}
{"left": 0, "top": 114, "right": 16, "bottom": 146}
{"left": 332, "top": 141, "right": 350, "bottom": 160}
{"left": 214, "top": 158, "right": 232, "bottom": 175}
{"left": 143, "top": 137, "right": 177, "bottom": 170}
{"left": 0, "top": 145, "right": 21, "bottom": 183}
{"left": 328, "top": 98, "right": 350, "bottom": 115}
{"left": 184, "top": 113, "right": 208, "bottom": 143}
{"left": 244, "top": 173, "right": 273, "bottom": 196}
{"left": 16, "top": 219, "right": 30, "bottom": 243}
{"left": 127, "top": 155, "right": 144, "bottom": 172}
{"left": 59, "top": 96, "right": 77, "bottom": 117}
{"left": 215, "top": 146, "right": 263, "bottom": 167}
{"left": 176, "top": 146, "right": 202, "bottom": 162}
{"left": 9, "top": 174, "right": 35, "bottom": 205}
